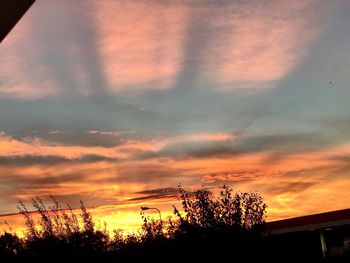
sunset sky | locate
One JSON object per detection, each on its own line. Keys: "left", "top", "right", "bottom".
{"left": 1, "top": 0, "right": 350, "bottom": 233}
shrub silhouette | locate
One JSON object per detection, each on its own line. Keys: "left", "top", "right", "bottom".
{"left": 15, "top": 197, "right": 109, "bottom": 259}
{"left": 172, "top": 185, "right": 266, "bottom": 233}
{"left": 0, "top": 184, "right": 344, "bottom": 262}
{"left": 0, "top": 232, "right": 23, "bottom": 258}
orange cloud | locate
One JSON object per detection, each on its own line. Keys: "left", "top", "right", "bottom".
{"left": 0, "top": 131, "right": 235, "bottom": 160}
{"left": 1, "top": 130, "right": 350, "bottom": 233}
{"left": 0, "top": 132, "right": 126, "bottom": 159}
{"left": 91, "top": 0, "right": 188, "bottom": 92}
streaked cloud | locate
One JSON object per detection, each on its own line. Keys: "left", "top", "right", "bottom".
{"left": 1, "top": 129, "right": 350, "bottom": 229}
{"left": 0, "top": 0, "right": 332, "bottom": 99}
{"left": 0, "top": 0, "right": 106, "bottom": 99}
{"left": 0, "top": 131, "right": 236, "bottom": 161}
{"left": 94, "top": 0, "right": 323, "bottom": 92}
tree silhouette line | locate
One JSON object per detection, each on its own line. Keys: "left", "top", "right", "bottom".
{"left": 0, "top": 185, "right": 348, "bottom": 262}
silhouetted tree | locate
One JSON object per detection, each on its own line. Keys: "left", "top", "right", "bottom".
{"left": 173, "top": 185, "right": 267, "bottom": 232}
{"left": 140, "top": 210, "right": 164, "bottom": 240}
{"left": 2, "top": 185, "right": 345, "bottom": 262}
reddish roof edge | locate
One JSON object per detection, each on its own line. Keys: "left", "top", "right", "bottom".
{"left": 265, "top": 208, "right": 350, "bottom": 232}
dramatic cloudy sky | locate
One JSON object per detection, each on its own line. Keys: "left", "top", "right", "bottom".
{"left": 1, "top": 0, "right": 350, "bottom": 232}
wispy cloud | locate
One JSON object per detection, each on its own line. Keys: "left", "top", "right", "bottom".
{"left": 0, "top": 0, "right": 107, "bottom": 99}
{"left": 207, "top": 0, "right": 320, "bottom": 89}
{"left": 0, "top": 0, "right": 331, "bottom": 99}
{"left": 95, "top": 0, "right": 323, "bottom": 92}
{"left": 0, "top": 131, "right": 236, "bottom": 161}
{"left": 93, "top": 0, "right": 187, "bottom": 92}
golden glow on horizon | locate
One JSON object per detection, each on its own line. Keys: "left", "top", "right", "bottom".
{"left": 1, "top": 130, "right": 350, "bottom": 231}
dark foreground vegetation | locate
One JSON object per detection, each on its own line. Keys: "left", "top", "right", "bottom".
{"left": 0, "top": 185, "right": 349, "bottom": 262}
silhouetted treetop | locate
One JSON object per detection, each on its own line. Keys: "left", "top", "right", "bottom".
{"left": 173, "top": 185, "right": 267, "bottom": 231}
